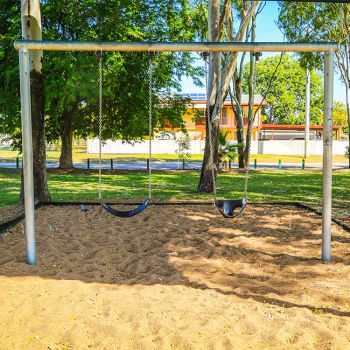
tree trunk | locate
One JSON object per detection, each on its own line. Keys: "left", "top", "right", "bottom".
{"left": 197, "top": 0, "right": 259, "bottom": 191}
{"left": 20, "top": 0, "right": 50, "bottom": 202}
{"left": 234, "top": 79, "right": 246, "bottom": 168}
{"left": 31, "top": 70, "right": 50, "bottom": 201}
{"left": 59, "top": 110, "right": 74, "bottom": 170}
{"left": 244, "top": 14, "right": 256, "bottom": 167}
{"left": 197, "top": 0, "right": 221, "bottom": 193}
{"left": 346, "top": 85, "right": 350, "bottom": 168}
{"left": 198, "top": 107, "right": 219, "bottom": 192}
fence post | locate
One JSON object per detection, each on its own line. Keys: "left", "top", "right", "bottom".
{"left": 147, "top": 159, "right": 150, "bottom": 172}
{"left": 110, "top": 158, "right": 113, "bottom": 170}
{"left": 228, "top": 159, "right": 232, "bottom": 171}
{"left": 254, "top": 159, "right": 257, "bottom": 169}
{"left": 16, "top": 157, "right": 19, "bottom": 169}
{"left": 302, "top": 159, "right": 305, "bottom": 169}
{"left": 87, "top": 158, "right": 90, "bottom": 169}
{"left": 182, "top": 159, "right": 185, "bottom": 170}
{"left": 278, "top": 159, "right": 282, "bottom": 170}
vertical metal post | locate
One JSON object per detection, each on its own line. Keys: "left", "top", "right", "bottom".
{"left": 110, "top": 158, "right": 113, "bottom": 170}
{"left": 304, "top": 68, "right": 310, "bottom": 158}
{"left": 254, "top": 159, "right": 257, "bottom": 169}
{"left": 322, "top": 50, "right": 334, "bottom": 262}
{"left": 19, "top": 48, "right": 36, "bottom": 265}
{"left": 278, "top": 159, "right": 282, "bottom": 170}
{"left": 302, "top": 158, "right": 305, "bottom": 169}
{"left": 87, "top": 158, "right": 90, "bottom": 169}
{"left": 16, "top": 157, "right": 19, "bottom": 169}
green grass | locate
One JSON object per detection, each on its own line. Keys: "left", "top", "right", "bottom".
{"left": 1, "top": 169, "right": 349, "bottom": 210}
{"left": 0, "top": 150, "right": 347, "bottom": 164}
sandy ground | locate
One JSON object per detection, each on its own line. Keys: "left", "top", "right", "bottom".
{"left": 0, "top": 204, "right": 350, "bottom": 350}
{"left": 0, "top": 205, "right": 23, "bottom": 224}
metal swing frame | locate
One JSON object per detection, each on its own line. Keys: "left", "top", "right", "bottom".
{"left": 15, "top": 40, "right": 335, "bottom": 264}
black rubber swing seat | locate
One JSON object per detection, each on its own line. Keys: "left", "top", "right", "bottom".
{"left": 215, "top": 198, "right": 247, "bottom": 218}
{"left": 102, "top": 198, "right": 150, "bottom": 218}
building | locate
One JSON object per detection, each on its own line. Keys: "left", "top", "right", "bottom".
{"left": 163, "top": 93, "right": 268, "bottom": 140}
{"left": 259, "top": 124, "right": 341, "bottom": 141}
{"left": 163, "top": 93, "right": 341, "bottom": 141}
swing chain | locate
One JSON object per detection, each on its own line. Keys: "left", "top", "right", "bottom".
{"left": 204, "top": 53, "right": 217, "bottom": 202}
{"left": 148, "top": 53, "right": 154, "bottom": 200}
{"left": 98, "top": 51, "right": 103, "bottom": 200}
{"left": 243, "top": 52, "right": 259, "bottom": 200}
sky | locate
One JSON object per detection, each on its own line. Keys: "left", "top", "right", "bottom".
{"left": 180, "top": 1, "right": 346, "bottom": 104}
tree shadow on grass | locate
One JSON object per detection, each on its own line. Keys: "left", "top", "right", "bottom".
{"left": 0, "top": 203, "right": 350, "bottom": 318}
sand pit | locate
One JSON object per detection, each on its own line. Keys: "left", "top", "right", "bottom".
{"left": 0, "top": 204, "right": 350, "bottom": 349}
{"left": 0, "top": 205, "right": 23, "bottom": 224}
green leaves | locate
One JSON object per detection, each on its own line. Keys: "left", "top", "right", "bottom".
{"left": 243, "top": 54, "right": 323, "bottom": 125}
{"left": 0, "top": 0, "right": 204, "bottom": 148}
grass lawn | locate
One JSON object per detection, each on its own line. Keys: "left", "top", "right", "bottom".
{"left": 1, "top": 169, "right": 349, "bottom": 211}
{"left": 0, "top": 149, "right": 348, "bottom": 164}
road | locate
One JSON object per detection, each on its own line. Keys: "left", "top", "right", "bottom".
{"left": 0, "top": 160, "right": 348, "bottom": 170}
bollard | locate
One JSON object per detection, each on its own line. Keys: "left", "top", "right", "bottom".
{"left": 254, "top": 159, "right": 257, "bottom": 169}
{"left": 111, "top": 158, "right": 113, "bottom": 170}
{"left": 278, "top": 159, "right": 282, "bottom": 170}
{"left": 302, "top": 159, "right": 305, "bottom": 169}
{"left": 147, "top": 159, "right": 150, "bottom": 171}
{"left": 182, "top": 159, "right": 185, "bottom": 170}
{"left": 228, "top": 159, "right": 232, "bottom": 171}
{"left": 87, "top": 158, "right": 90, "bottom": 169}
{"left": 16, "top": 157, "right": 19, "bottom": 169}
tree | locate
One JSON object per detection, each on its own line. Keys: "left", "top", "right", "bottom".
{"left": 197, "top": 0, "right": 260, "bottom": 193}
{"left": 278, "top": 1, "right": 350, "bottom": 167}
{"left": 21, "top": 0, "right": 50, "bottom": 201}
{"left": 1, "top": 1, "right": 50, "bottom": 202}
{"left": 0, "top": 2, "right": 22, "bottom": 148}
{"left": 44, "top": 0, "right": 203, "bottom": 169}
{"left": 243, "top": 54, "right": 324, "bottom": 125}
{"left": 230, "top": 9, "right": 268, "bottom": 168}
{"left": 333, "top": 101, "right": 349, "bottom": 133}
{"left": 227, "top": 22, "right": 250, "bottom": 169}
{"left": 1, "top": 0, "right": 203, "bottom": 171}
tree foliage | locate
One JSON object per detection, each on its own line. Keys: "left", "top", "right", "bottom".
{"left": 0, "top": 0, "right": 204, "bottom": 156}
{"left": 0, "top": 1, "right": 22, "bottom": 148}
{"left": 243, "top": 54, "right": 323, "bottom": 125}
{"left": 278, "top": 1, "right": 350, "bottom": 168}
{"left": 333, "top": 101, "right": 349, "bottom": 132}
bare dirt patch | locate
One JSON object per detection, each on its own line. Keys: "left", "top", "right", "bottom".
{"left": 0, "top": 204, "right": 349, "bottom": 349}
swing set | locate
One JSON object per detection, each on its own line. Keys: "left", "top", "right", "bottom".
{"left": 15, "top": 40, "right": 336, "bottom": 265}
{"left": 96, "top": 51, "right": 248, "bottom": 219}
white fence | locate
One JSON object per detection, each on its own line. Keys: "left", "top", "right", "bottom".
{"left": 255, "top": 140, "right": 348, "bottom": 155}
{"left": 87, "top": 139, "right": 206, "bottom": 154}
{"left": 87, "top": 139, "right": 348, "bottom": 156}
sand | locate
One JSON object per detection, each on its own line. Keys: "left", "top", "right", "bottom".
{"left": 0, "top": 205, "right": 23, "bottom": 224}
{"left": 0, "top": 204, "right": 350, "bottom": 350}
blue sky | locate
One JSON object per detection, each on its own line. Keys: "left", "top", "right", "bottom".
{"left": 180, "top": 1, "right": 346, "bottom": 104}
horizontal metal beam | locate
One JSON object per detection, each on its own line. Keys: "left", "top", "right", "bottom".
{"left": 14, "top": 40, "right": 337, "bottom": 52}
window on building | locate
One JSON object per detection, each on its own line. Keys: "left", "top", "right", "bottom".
{"left": 220, "top": 108, "right": 229, "bottom": 125}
